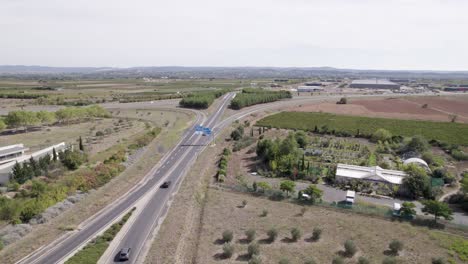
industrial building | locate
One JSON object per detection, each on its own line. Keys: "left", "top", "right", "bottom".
{"left": 335, "top": 163, "right": 407, "bottom": 185}
{"left": 445, "top": 87, "right": 468, "bottom": 92}
{"left": 297, "top": 86, "right": 324, "bottom": 92}
{"left": 350, "top": 79, "right": 400, "bottom": 90}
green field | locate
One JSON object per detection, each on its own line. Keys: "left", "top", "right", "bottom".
{"left": 256, "top": 112, "right": 468, "bottom": 145}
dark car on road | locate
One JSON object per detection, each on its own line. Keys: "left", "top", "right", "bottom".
{"left": 119, "top": 248, "right": 131, "bottom": 261}
{"left": 160, "top": 181, "right": 171, "bottom": 188}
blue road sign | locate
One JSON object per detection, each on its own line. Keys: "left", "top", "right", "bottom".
{"left": 203, "top": 127, "right": 212, "bottom": 135}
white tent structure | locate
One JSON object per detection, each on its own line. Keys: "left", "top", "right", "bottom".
{"left": 336, "top": 163, "right": 407, "bottom": 185}
{"left": 403, "top": 158, "right": 430, "bottom": 171}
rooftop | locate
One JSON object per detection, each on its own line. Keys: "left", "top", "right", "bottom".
{"left": 351, "top": 79, "right": 398, "bottom": 85}
{"left": 336, "top": 163, "right": 407, "bottom": 185}
{"left": 0, "top": 144, "right": 29, "bottom": 157}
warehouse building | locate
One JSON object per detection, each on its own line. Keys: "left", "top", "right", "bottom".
{"left": 350, "top": 79, "right": 400, "bottom": 90}
{"left": 297, "top": 86, "right": 324, "bottom": 92}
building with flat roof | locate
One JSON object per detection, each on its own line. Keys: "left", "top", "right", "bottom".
{"left": 335, "top": 163, "right": 407, "bottom": 185}
{"left": 0, "top": 142, "right": 66, "bottom": 184}
{"left": 297, "top": 86, "right": 324, "bottom": 92}
{"left": 0, "top": 144, "right": 29, "bottom": 165}
{"left": 350, "top": 79, "right": 400, "bottom": 90}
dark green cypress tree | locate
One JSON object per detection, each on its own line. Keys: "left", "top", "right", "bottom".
{"left": 79, "top": 136, "right": 84, "bottom": 151}
{"left": 301, "top": 155, "right": 305, "bottom": 171}
{"left": 52, "top": 148, "right": 58, "bottom": 161}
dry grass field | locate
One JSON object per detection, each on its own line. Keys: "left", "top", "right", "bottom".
{"left": 0, "top": 118, "right": 146, "bottom": 154}
{"left": 195, "top": 189, "right": 465, "bottom": 264}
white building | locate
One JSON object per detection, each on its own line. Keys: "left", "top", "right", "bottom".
{"left": 336, "top": 163, "right": 407, "bottom": 185}
{"left": 0, "top": 142, "right": 67, "bottom": 184}
{"left": 0, "top": 144, "right": 29, "bottom": 165}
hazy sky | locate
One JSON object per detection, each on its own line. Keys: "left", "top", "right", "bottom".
{"left": 1, "top": 0, "right": 467, "bottom": 70}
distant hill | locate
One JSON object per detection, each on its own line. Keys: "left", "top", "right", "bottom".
{"left": 1, "top": 65, "right": 467, "bottom": 80}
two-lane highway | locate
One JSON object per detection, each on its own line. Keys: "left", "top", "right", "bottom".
{"left": 105, "top": 93, "right": 235, "bottom": 263}
{"left": 18, "top": 93, "right": 235, "bottom": 264}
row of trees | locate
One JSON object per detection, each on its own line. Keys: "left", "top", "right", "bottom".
{"left": 230, "top": 89, "right": 292, "bottom": 110}
{"left": 179, "top": 89, "right": 230, "bottom": 109}
{"left": 10, "top": 148, "right": 87, "bottom": 184}
{"left": 1, "top": 105, "right": 109, "bottom": 131}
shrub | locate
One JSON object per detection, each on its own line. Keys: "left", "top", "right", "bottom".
{"left": 300, "top": 207, "right": 307, "bottom": 216}
{"left": 245, "top": 229, "right": 256, "bottom": 242}
{"left": 432, "top": 257, "right": 446, "bottom": 264}
{"left": 358, "top": 256, "right": 370, "bottom": 264}
{"left": 344, "top": 240, "right": 357, "bottom": 257}
{"left": 312, "top": 227, "right": 322, "bottom": 241}
{"left": 279, "top": 258, "right": 290, "bottom": 264}
{"left": 332, "top": 256, "right": 344, "bottom": 264}
{"left": 304, "top": 258, "right": 317, "bottom": 264}
{"left": 247, "top": 242, "right": 260, "bottom": 257}
{"left": 382, "top": 257, "right": 396, "bottom": 264}
{"left": 222, "top": 230, "right": 233, "bottom": 243}
{"left": 95, "top": 131, "right": 104, "bottom": 137}
{"left": 222, "top": 243, "right": 234, "bottom": 258}
{"left": 388, "top": 239, "right": 403, "bottom": 255}
{"left": 291, "top": 227, "right": 302, "bottom": 242}
{"left": 242, "top": 200, "right": 248, "bottom": 207}
{"left": 267, "top": 228, "right": 278, "bottom": 242}
{"left": 336, "top": 97, "right": 347, "bottom": 104}
{"left": 60, "top": 149, "right": 87, "bottom": 170}
{"left": 261, "top": 209, "right": 268, "bottom": 217}
{"left": 249, "top": 255, "right": 262, "bottom": 264}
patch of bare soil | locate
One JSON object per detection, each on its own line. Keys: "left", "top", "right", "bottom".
{"left": 290, "top": 97, "right": 468, "bottom": 123}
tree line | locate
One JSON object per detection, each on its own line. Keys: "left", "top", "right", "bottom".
{"left": 179, "top": 89, "right": 230, "bottom": 109}
{"left": 230, "top": 89, "right": 291, "bottom": 110}
{"left": 0, "top": 105, "right": 110, "bottom": 132}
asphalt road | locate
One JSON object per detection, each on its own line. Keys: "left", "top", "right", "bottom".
{"left": 17, "top": 93, "right": 235, "bottom": 264}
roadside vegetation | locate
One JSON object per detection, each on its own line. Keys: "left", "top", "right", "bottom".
{"left": 230, "top": 88, "right": 291, "bottom": 109}
{"left": 0, "top": 127, "right": 159, "bottom": 232}
{"left": 65, "top": 207, "right": 136, "bottom": 264}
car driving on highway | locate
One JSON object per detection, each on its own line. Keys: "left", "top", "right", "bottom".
{"left": 119, "top": 248, "right": 131, "bottom": 261}
{"left": 160, "top": 181, "right": 171, "bottom": 188}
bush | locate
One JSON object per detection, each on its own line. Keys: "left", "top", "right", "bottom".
{"left": 304, "top": 258, "right": 317, "bottom": 264}
{"left": 242, "top": 200, "right": 248, "bottom": 207}
{"left": 245, "top": 229, "right": 256, "bottom": 242}
{"left": 382, "top": 257, "right": 396, "bottom": 264}
{"left": 60, "top": 149, "right": 87, "bottom": 170}
{"left": 312, "top": 227, "right": 322, "bottom": 241}
{"left": 247, "top": 242, "right": 260, "bottom": 257}
{"left": 336, "top": 97, "right": 347, "bottom": 104}
{"left": 358, "top": 256, "right": 370, "bottom": 264}
{"left": 222, "top": 243, "right": 234, "bottom": 258}
{"left": 389, "top": 239, "right": 403, "bottom": 255}
{"left": 222, "top": 230, "right": 233, "bottom": 243}
{"left": 267, "top": 228, "right": 278, "bottom": 242}
{"left": 248, "top": 255, "right": 262, "bottom": 264}
{"left": 261, "top": 209, "right": 268, "bottom": 217}
{"left": 432, "top": 257, "right": 446, "bottom": 264}
{"left": 291, "top": 227, "right": 302, "bottom": 242}
{"left": 332, "top": 256, "right": 344, "bottom": 264}
{"left": 279, "top": 258, "right": 290, "bottom": 264}
{"left": 344, "top": 240, "right": 357, "bottom": 257}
